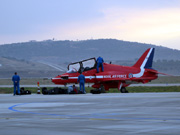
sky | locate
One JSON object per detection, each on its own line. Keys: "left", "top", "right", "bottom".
{"left": 0, "top": 0, "right": 180, "bottom": 50}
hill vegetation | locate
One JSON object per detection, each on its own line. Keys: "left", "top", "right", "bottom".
{"left": 0, "top": 39, "right": 180, "bottom": 63}
{"left": 0, "top": 57, "right": 61, "bottom": 78}
{"left": 0, "top": 39, "right": 180, "bottom": 77}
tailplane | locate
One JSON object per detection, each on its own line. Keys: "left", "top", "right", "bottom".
{"left": 133, "top": 48, "right": 155, "bottom": 69}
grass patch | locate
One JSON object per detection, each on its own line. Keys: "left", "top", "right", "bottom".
{"left": 150, "top": 76, "right": 180, "bottom": 84}
{"left": 1, "top": 86, "right": 180, "bottom": 94}
{"left": 0, "top": 78, "right": 53, "bottom": 85}
{"left": 104, "top": 86, "right": 180, "bottom": 93}
{"left": 0, "top": 76, "right": 180, "bottom": 85}
{"left": 0, "top": 87, "right": 40, "bottom": 94}
{"left": 0, "top": 87, "right": 93, "bottom": 94}
{"left": 127, "top": 86, "right": 180, "bottom": 93}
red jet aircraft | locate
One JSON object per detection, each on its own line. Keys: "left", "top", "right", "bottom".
{"left": 52, "top": 48, "right": 164, "bottom": 93}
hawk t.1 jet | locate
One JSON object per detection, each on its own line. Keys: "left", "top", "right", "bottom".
{"left": 52, "top": 48, "right": 165, "bottom": 93}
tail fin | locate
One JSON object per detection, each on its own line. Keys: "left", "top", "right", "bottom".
{"left": 133, "top": 48, "right": 155, "bottom": 69}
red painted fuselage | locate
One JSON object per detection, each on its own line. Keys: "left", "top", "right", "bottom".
{"left": 52, "top": 48, "right": 159, "bottom": 91}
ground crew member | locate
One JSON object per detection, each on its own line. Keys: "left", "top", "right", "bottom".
{"left": 73, "top": 85, "right": 78, "bottom": 94}
{"left": 77, "top": 73, "right": 86, "bottom": 94}
{"left": 12, "top": 72, "right": 20, "bottom": 96}
{"left": 96, "top": 56, "right": 104, "bottom": 73}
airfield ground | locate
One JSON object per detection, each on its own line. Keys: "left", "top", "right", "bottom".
{"left": 0, "top": 93, "right": 180, "bottom": 135}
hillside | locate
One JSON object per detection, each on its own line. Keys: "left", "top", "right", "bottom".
{"left": 0, "top": 57, "right": 62, "bottom": 78}
{"left": 0, "top": 39, "right": 180, "bottom": 76}
{"left": 0, "top": 39, "right": 179, "bottom": 64}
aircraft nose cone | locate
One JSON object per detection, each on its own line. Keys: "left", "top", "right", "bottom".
{"left": 51, "top": 77, "right": 57, "bottom": 84}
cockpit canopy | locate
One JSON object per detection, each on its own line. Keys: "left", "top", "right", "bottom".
{"left": 67, "top": 58, "right": 96, "bottom": 73}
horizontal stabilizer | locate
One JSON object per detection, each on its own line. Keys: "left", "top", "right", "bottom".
{"left": 156, "top": 71, "right": 173, "bottom": 76}
{"left": 146, "top": 69, "right": 173, "bottom": 76}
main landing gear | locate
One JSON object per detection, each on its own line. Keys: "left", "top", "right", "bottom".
{"left": 118, "top": 82, "right": 128, "bottom": 93}
{"left": 120, "top": 87, "right": 129, "bottom": 93}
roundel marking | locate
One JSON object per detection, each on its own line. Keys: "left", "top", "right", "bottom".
{"left": 128, "top": 73, "right": 133, "bottom": 78}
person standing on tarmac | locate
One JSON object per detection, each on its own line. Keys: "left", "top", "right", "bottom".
{"left": 96, "top": 56, "right": 104, "bottom": 73}
{"left": 12, "top": 72, "right": 20, "bottom": 96}
{"left": 77, "top": 73, "right": 86, "bottom": 94}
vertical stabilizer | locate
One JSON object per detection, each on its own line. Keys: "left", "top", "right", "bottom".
{"left": 133, "top": 48, "right": 155, "bottom": 69}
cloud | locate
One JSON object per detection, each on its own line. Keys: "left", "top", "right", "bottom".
{"left": 121, "top": 8, "right": 180, "bottom": 49}
{"left": 1, "top": 2, "right": 180, "bottom": 50}
{"left": 52, "top": 7, "right": 180, "bottom": 50}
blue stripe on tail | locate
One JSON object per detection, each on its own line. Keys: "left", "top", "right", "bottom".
{"left": 144, "top": 48, "right": 155, "bottom": 69}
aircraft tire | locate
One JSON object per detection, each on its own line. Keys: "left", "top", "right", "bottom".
{"left": 120, "top": 87, "right": 128, "bottom": 93}
{"left": 53, "top": 87, "right": 60, "bottom": 94}
{"left": 42, "top": 87, "right": 48, "bottom": 94}
{"left": 26, "top": 90, "right": 31, "bottom": 94}
{"left": 90, "top": 89, "right": 101, "bottom": 94}
{"left": 20, "top": 87, "right": 25, "bottom": 95}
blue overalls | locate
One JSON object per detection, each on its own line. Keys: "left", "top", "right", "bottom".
{"left": 96, "top": 56, "right": 104, "bottom": 73}
{"left": 12, "top": 75, "right": 20, "bottom": 95}
{"left": 78, "top": 74, "right": 86, "bottom": 93}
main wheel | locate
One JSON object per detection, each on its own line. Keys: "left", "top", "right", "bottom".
{"left": 120, "top": 87, "right": 128, "bottom": 93}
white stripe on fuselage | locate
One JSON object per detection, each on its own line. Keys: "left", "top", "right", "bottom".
{"left": 70, "top": 76, "right": 103, "bottom": 79}
{"left": 52, "top": 75, "right": 103, "bottom": 80}
{"left": 69, "top": 76, "right": 96, "bottom": 79}
{"left": 133, "top": 48, "right": 153, "bottom": 78}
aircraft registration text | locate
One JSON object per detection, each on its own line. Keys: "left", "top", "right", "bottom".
{"left": 103, "top": 75, "right": 127, "bottom": 78}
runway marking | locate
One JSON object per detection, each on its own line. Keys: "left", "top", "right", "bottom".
{"left": 8, "top": 102, "right": 180, "bottom": 122}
